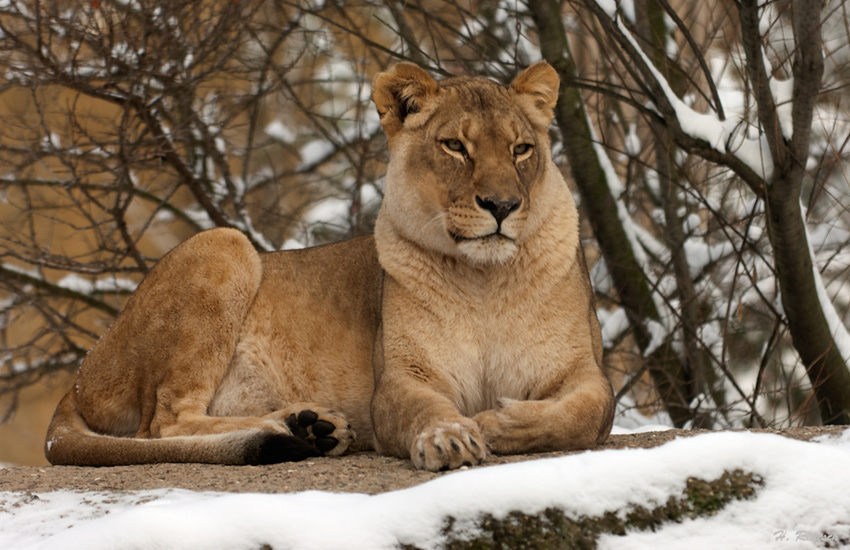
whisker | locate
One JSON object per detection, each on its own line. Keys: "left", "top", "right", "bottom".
{"left": 422, "top": 212, "right": 446, "bottom": 234}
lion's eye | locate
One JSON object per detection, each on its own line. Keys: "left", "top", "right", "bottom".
{"left": 514, "top": 143, "right": 533, "bottom": 158}
{"left": 442, "top": 139, "right": 467, "bottom": 157}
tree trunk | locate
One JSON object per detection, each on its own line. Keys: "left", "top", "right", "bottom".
{"left": 636, "top": 0, "right": 722, "bottom": 420}
{"left": 765, "top": 181, "right": 850, "bottom": 424}
{"left": 527, "top": 0, "right": 695, "bottom": 426}
{"left": 738, "top": 0, "right": 850, "bottom": 424}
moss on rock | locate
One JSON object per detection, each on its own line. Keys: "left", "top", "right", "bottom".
{"left": 402, "top": 469, "right": 763, "bottom": 550}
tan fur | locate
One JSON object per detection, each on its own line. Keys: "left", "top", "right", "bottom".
{"left": 45, "top": 62, "right": 614, "bottom": 471}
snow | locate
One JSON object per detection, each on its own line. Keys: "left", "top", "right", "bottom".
{"left": 612, "top": 396, "right": 673, "bottom": 431}
{"left": 598, "top": 307, "right": 630, "bottom": 347}
{"left": 595, "top": 0, "right": 618, "bottom": 17}
{"left": 297, "top": 139, "right": 336, "bottom": 169}
{"left": 770, "top": 77, "right": 795, "bottom": 140}
{"left": 302, "top": 196, "right": 350, "bottom": 227}
{"left": 2, "top": 429, "right": 849, "bottom": 549}
{"left": 56, "top": 274, "right": 138, "bottom": 294}
{"left": 265, "top": 120, "right": 297, "bottom": 144}
{"left": 624, "top": 123, "right": 641, "bottom": 156}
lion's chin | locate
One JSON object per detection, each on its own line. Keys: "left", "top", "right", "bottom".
{"left": 455, "top": 234, "right": 518, "bottom": 265}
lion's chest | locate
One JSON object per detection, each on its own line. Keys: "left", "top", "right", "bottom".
{"left": 427, "top": 294, "right": 564, "bottom": 417}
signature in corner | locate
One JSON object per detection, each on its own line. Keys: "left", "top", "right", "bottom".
{"left": 774, "top": 530, "right": 841, "bottom": 543}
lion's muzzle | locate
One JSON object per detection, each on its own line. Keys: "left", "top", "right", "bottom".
{"left": 475, "top": 195, "right": 522, "bottom": 226}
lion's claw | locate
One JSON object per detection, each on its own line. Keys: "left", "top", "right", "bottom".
{"left": 410, "top": 420, "right": 488, "bottom": 471}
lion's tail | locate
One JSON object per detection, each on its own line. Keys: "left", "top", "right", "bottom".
{"left": 44, "top": 393, "right": 319, "bottom": 466}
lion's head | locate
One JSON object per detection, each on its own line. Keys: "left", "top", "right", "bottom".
{"left": 372, "top": 62, "right": 561, "bottom": 265}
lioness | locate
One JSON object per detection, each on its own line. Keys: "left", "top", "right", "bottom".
{"left": 45, "top": 62, "right": 614, "bottom": 471}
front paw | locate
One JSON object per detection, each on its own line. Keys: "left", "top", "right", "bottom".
{"left": 474, "top": 404, "right": 525, "bottom": 455}
{"left": 473, "top": 408, "right": 504, "bottom": 448}
{"left": 410, "top": 420, "right": 488, "bottom": 471}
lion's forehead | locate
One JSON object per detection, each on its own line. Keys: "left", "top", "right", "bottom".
{"left": 429, "top": 83, "right": 533, "bottom": 143}
{"left": 439, "top": 77, "right": 510, "bottom": 104}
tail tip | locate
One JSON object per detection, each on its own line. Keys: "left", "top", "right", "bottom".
{"left": 245, "top": 432, "right": 321, "bottom": 465}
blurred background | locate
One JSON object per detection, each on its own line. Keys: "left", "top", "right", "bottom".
{"left": 2, "top": 0, "right": 850, "bottom": 465}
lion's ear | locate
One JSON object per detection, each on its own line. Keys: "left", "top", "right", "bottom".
{"left": 510, "top": 61, "right": 560, "bottom": 125}
{"left": 372, "top": 63, "right": 440, "bottom": 138}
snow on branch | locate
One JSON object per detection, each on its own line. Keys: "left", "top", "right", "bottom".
{"left": 587, "top": 0, "right": 776, "bottom": 185}
{"left": 0, "top": 264, "right": 121, "bottom": 316}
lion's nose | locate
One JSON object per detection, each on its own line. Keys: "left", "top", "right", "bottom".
{"left": 475, "top": 195, "right": 522, "bottom": 226}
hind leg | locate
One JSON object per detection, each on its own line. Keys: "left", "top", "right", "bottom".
{"left": 59, "top": 228, "right": 355, "bottom": 464}
{"left": 135, "top": 229, "right": 295, "bottom": 440}
{"left": 78, "top": 230, "right": 284, "bottom": 440}
{"left": 140, "top": 232, "right": 354, "bottom": 457}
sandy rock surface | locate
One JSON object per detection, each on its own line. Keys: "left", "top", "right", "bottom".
{"left": 1, "top": 427, "right": 845, "bottom": 495}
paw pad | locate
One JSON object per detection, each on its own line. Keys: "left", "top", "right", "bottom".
{"left": 285, "top": 410, "right": 341, "bottom": 454}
